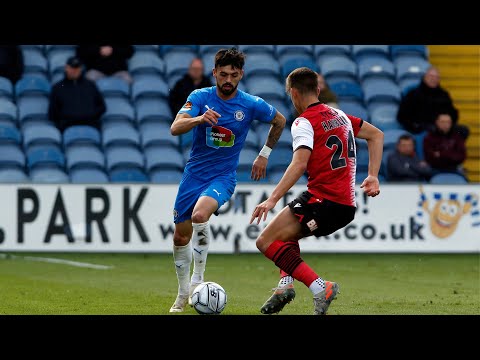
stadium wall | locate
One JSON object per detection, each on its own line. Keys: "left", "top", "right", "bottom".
{"left": 0, "top": 184, "right": 478, "bottom": 253}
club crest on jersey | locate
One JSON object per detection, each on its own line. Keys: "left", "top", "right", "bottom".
{"left": 234, "top": 110, "right": 245, "bottom": 121}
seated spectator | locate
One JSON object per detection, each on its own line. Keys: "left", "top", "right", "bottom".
{"left": 48, "top": 56, "right": 106, "bottom": 132}
{"left": 397, "top": 66, "right": 469, "bottom": 139}
{"left": 423, "top": 112, "right": 467, "bottom": 180}
{"left": 317, "top": 73, "right": 339, "bottom": 108}
{"left": 168, "top": 57, "right": 213, "bottom": 115}
{"left": 76, "top": 45, "right": 134, "bottom": 84}
{"left": 387, "top": 133, "right": 432, "bottom": 182}
{"left": 0, "top": 45, "right": 24, "bottom": 84}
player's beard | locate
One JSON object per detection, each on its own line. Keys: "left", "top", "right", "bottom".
{"left": 218, "top": 82, "right": 237, "bottom": 96}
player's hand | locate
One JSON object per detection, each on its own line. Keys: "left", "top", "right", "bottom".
{"left": 250, "top": 199, "right": 276, "bottom": 224}
{"left": 251, "top": 156, "right": 267, "bottom": 181}
{"left": 360, "top": 175, "right": 380, "bottom": 197}
{"left": 201, "top": 108, "right": 221, "bottom": 126}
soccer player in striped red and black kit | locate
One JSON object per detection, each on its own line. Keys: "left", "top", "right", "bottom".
{"left": 250, "top": 67, "right": 384, "bottom": 315}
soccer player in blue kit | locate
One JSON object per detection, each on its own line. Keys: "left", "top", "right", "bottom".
{"left": 169, "top": 47, "right": 287, "bottom": 312}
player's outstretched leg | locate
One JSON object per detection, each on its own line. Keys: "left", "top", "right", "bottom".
{"left": 169, "top": 243, "right": 192, "bottom": 313}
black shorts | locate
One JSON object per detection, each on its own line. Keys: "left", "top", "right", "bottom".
{"left": 288, "top": 191, "right": 356, "bottom": 238}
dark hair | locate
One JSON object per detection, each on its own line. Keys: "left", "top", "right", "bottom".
{"left": 286, "top": 67, "right": 318, "bottom": 96}
{"left": 398, "top": 133, "right": 415, "bottom": 144}
{"left": 214, "top": 47, "right": 246, "bottom": 70}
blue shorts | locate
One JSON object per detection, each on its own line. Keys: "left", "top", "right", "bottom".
{"left": 173, "top": 171, "right": 237, "bottom": 224}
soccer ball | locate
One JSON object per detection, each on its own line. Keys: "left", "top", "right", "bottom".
{"left": 191, "top": 281, "right": 227, "bottom": 315}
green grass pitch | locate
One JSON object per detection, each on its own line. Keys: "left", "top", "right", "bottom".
{"left": 0, "top": 252, "right": 478, "bottom": 315}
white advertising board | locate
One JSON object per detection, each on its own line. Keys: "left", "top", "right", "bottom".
{"left": 0, "top": 184, "right": 478, "bottom": 253}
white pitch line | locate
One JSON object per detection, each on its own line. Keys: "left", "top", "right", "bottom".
{"left": 0, "top": 253, "right": 114, "bottom": 270}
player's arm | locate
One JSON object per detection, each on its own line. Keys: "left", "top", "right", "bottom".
{"left": 251, "top": 110, "right": 287, "bottom": 180}
{"left": 170, "top": 108, "right": 221, "bottom": 136}
{"left": 356, "top": 121, "right": 384, "bottom": 197}
{"left": 250, "top": 147, "right": 310, "bottom": 224}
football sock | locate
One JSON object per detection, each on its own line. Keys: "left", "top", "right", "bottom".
{"left": 191, "top": 221, "right": 210, "bottom": 284}
{"left": 309, "top": 278, "right": 326, "bottom": 295}
{"left": 278, "top": 273, "right": 294, "bottom": 287}
{"left": 264, "top": 240, "right": 319, "bottom": 289}
{"left": 172, "top": 242, "right": 192, "bottom": 296}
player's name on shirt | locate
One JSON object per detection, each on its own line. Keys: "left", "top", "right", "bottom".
{"left": 321, "top": 115, "right": 350, "bottom": 132}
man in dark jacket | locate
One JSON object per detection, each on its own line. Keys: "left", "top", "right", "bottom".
{"left": 0, "top": 45, "right": 24, "bottom": 84}
{"left": 48, "top": 56, "right": 106, "bottom": 132}
{"left": 387, "top": 133, "right": 433, "bottom": 182}
{"left": 76, "top": 45, "right": 134, "bottom": 84}
{"left": 168, "top": 57, "right": 212, "bottom": 115}
{"left": 397, "top": 66, "right": 469, "bottom": 139}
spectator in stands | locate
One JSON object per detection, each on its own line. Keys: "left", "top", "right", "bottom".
{"left": 48, "top": 56, "right": 106, "bottom": 132}
{"left": 396, "top": 66, "right": 469, "bottom": 139}
{"left": 168, "top": 57, "right": 213, "bottom": 115}
{"left": 423, "top": 112, "right": 467, "bottom": 180}
{"left": 317, "top": 73, "right": 339, "bottom": 108}
{"left": 387, "top": 133, "right": 432, "bottom": 182}
{"left": 0, "top": 45, "right": 24, "bottom": 84}
{"left": 76, "top": 45, "right": 134, "bottom": 84}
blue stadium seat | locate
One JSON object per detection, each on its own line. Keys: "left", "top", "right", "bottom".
{"left": 338, "top": 100, "right": 369, "bottom": 121}
{"left": 70, "top": 167, "right": 109, "bottom": 183}
{"left": 128, "top": 52, "right": 165, "bottom": 79}
{"left": 65, "top": 145, "right": 106, "bottom": 171}
{"left": 0, "top": 144, "right": 26, "bottom": 169}
{"left": 131, "top": 76, "right": 169, "bottom": 102}
{"left": 330, "top": 81, "right": 364, "bottom": 103}
{"left": 27, "top": 147, "right": 65, "bottom": 170}
{"left": 275, "top": 45, "right": 313, "bottom": 60}
{"left": 280, "top": 57, "right": 319, "bottom": 79}
{"left": 133, "top": 45, "right": 160, "bottom": 54}
{"left": 238, "top": 148, "right": 259, "bottom": 172}
{"left": 369, "top": 105, "right": 402, "bottom": 131}
{"left": 266, "top": 98, "right": 292, "bottom": 123}
{"left": 0, "top": 76, "right": 13, "bottom": 100}
{"left": 15, "top": 75, "right": 51, "bottom": 100}
{"left": 105, "top": 146, "right": 145, "bottom": 172}
{"left": 144, "top": 145, "right": 184, "bottom": 173}
{"left": 21, "top": 49, "right": 48, "bottom": 79}
{"left": 101, "top": 98, "right": 135, "bottom": 126}
{"left": 267, "top": 147, "right": 292, "bottom": 172}
{"left": 0, "top": 124, "right": 21, "bottom": 145}
{"left": 109, "top": 168, "right": 149, "bottom": 183}
{"left": 394, "top": 56, "right": 431, "bottom": 82}
{"left": 96, "top": 76, "right": 130, "bottom": 99}
{"left": 237, "top": 45, "right": 275, "bottom": 55}
{"left": 45, "top": 45, "right": 76, "bottom": 56}
{"left": 149, "top": 168, "right": 184, "bottom": 183}
{"left": 318, "top": 55, "right": 357, "bottom": 83}
{"left": 429, "top": 173, "right": 468, "bottom": 184}
{"left": 22, "top": 123, "right": 62, "bottom": 152}
{"left": 356, "top": 145, "right": 370, "bottom": 172}
{"left": 163, "top": 51, "right": 198, "bottom": 79}
{"left": 245, "top": 74, "right": 286, "bottom": 101}
{"left": 102, "top": 123, "right": 140, "bottom": 149}
{"left": 139, "top": 121, "right": 180, "bottom": 149}
{"left": 352, "top": 45, "right": 390, "bottom": 61}
{"left": 244, "top": 129, "right": 259, "bottom": 151}
{"left": 0, "top": 98, "right": 18, "bottom": 128}
{"left": 383, "top": 129, "right": 411, "bottom": 151}
{"left": 399, "top": 78, "right": 421, "bottom": 97}
{"left": 135, "top": 98, "right": 173, "bottom": 124}
{"left": 159, "top": 45, "right": 199, "bottom": 56}
{"left": 243, "top": 53, "right": 281, "bottom": 79}
{"left": 256, "top": 122, "right": 292, "bottom": 150}
{"left": 390, "top": 45, "right": 428, "bottom": 60}
{"left": 198, "top": 45, "right": 236, "bottom": 55}
{"left": 0, "top": 168, "right": 29, "bottom": 183}
{"left": 313, "top": 45, "right": 351, "bottom": 60}
{"left": 357, "top": 57, "right": 396, "bottom": 81}
{"left": 29, "top": 167, "right": 70, "bottom": 183}
{"left": 361, "top": 78, "right": 401, "bottom": 106}
{"left": 63, "top": 125, "right": 101, "bottom": 148}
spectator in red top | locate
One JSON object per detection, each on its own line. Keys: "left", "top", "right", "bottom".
{"left": 76, "top": 45, "right": 134, "bottom": 84}
{"left": 423, "top": 112, "right": 467, "bottom": 179}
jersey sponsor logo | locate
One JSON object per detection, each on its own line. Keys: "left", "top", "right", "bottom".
{"left": 180, "top": 101, "right": 193, "bottom": 111}
{"left": 234, "top": 110, "right": 245, "bottom": 121}
{"left": 206, "top": 125, "right": 235, "bottom": 148}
